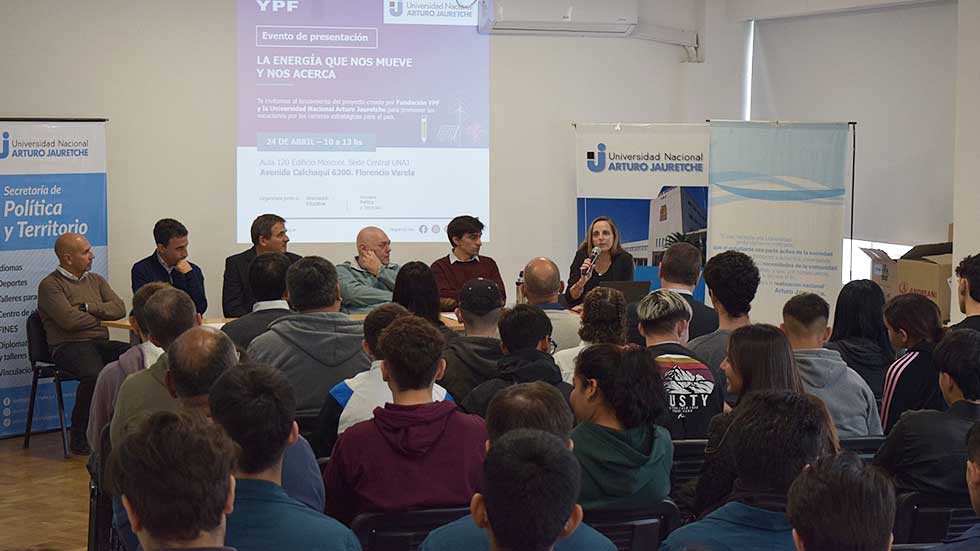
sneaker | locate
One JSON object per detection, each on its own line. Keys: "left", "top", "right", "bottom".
{"left": 70, "top": 432, "right": 91, "bottom": 456}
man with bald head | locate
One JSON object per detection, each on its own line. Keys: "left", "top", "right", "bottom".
{"left": 336, "top": 226, "right": 401, "bottom": 314}
{"left": 520, "top": 257, "right": 580, "bottom": 352}
{"left": 38, "top": 233, "right": 127, "bottom": 454}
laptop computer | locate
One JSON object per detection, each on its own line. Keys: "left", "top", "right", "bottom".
{"left": 597, "top": 280, "right": 652, "bottom": 304}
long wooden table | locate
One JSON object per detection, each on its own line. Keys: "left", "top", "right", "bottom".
{"left": 102, "top": 313, "right": 465, "bottom": 331}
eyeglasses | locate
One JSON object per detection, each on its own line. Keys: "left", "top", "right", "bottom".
{"left": 548, "top": 337, "right": 558, "bottom": 355}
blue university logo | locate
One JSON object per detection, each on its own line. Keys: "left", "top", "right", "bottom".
{"left": 388, "top": 1, "right": 404, "bottom": 16}
{"left": 0, "top": 132, "right": 9, "bottom": 160}
{"left": 586, "top": 143, "right": 606, "bottom": 173}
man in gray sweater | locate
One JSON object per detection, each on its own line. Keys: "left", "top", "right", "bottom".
{"left": 782, "top": 293, "right": 882, "bottom": 438}
{"left": 248, "top": 256, "right": 370, "bottom": 419}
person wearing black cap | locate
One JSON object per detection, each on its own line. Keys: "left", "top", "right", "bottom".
{"left": 441, "top": 278, "right": 507, "bottom": 404}
{"left": 310, "top": 303, "right": 453, "bottom": 456}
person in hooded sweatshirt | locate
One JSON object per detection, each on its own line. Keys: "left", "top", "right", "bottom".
{"left": 880, "top": 293, "right": 947, "bottom": 433}
{"left": 324, "top": 316, "right": 487, "bottom": 525}
{"left": 441, "top": 279, "right": 506, "bottom": 403}
{"left": 312, "top": 303, "right": 451, "bottom": 457}
{"left": 569, "top": 343, "right": 673, "bottom": 511}
{"left": 781, "top": 293, "right": 882, "bottom": 438}
{"left": 462, "top": 304, "right": 572, "bottom": 417}
{"left": 248, "top": 256, "right": 371, "bottom": 419}
{"left": 637, "top": 289, "right": 723, "bottom": 440}
{"left": 825, "top": 279, "right": 895, "bottom": 400}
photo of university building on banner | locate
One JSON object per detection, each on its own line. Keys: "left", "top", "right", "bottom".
{"left": 0, "top": 120, "right": 108, "bottom": 437}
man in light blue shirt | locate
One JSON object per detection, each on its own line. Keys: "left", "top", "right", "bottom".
{"left": 336, "top": 227, "right": 400, "bottom": 314}
{"left": 420, "top": 383, "right": 615, "bottom": 551}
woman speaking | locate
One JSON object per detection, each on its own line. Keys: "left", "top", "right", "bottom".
{"left": 565, "top": 216, "right": 634, "bottom": 308}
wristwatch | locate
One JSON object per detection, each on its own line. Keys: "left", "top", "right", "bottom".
{"left": 78, "top": 303, "right": 88, "bottom": 313}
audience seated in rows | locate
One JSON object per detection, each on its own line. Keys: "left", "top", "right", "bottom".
{"left": 430, "top": 215, "right": 506, "bottom": 311}
{"left": 313, "top": 304, "right": 451, "bottom": 457}
{"left": 211, "top": 364, "right": 360, "bottom": 551}
{"left": 931, "top": 420, "right": 980, "bottom": 550}
{"left": 441, "top": 278, "right": 505, "bottom": 404}
{"left": 520, "top": 257, "right": 580, "bottom": 352}
{"left": 787, "top": 451, "right": 895, "bottom": 551}
{"left": 692, "top": 324, "right": 807, "bottom": 518}
{"left": 223, "top": 213, "right": 301, "bottom": 318}
{"left": 782, "top": 292, "right": 883, "bottom": 437}
{"left": 473, "top": 430, "right": 585, "bottom": 551}
{"left": 221, "top": 252, "right": 292, "bottom": 349}
{"left": 554, "top": 287, "right": 628, "bottom": 382}
{"left": 248, "top": 256, "right": 370, "bottom": 418}
{"left": 662, "top": 391, "right": 838, "bottom": 551}
{"left": 880, "top": 293, "right": 948, "bottom": 432}
{"left": 109, "top": 287, "right": 199, "bottom": 447}
{"left": 638, "top": 289, "right": 723, "bottom": 440}
{"left": 336, "top": 226, "right": 400, "bottom": 314}
{"left": 688, "top": 250, "right": 761, "bottom": 403}
{"left": 107, "top": 411, "right": 237, "bottom": 551}
{"left": 86, "top": 281, "right": 168, "bottom": 450}
{"left": 954, "top": 254, "right": 980, "bottom": 332}
{"left": 875, "top": 329, "right": 980, "bottom": 497}
{"left": 825, "top": 279, "right": 895, "bottom": 399}
{"left": 420, "top": 382, "right": 616, "bottom": 551}
{"left": 393, "top": 261, "right": 459, "bottom": 342}
{"left": 463, "top": 304, "right": 571, "bottom": 417}
{"left": 627, "top": 242, "right": 719, "bottom": 346}
{"left": 570, "top": 343, "right": 672, "bottom": 511}
{"left": 131, "top": 218, "right": 207, "bottom": 314}
{"left": 324, "top": 316, "right": 487, "bottom": 525}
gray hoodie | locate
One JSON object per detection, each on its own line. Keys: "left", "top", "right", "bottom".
{"left": 247, "top": 312, "right": 370, "bottom": 416}
{"left": 795, "top": 348, "right": 883, "bottom": 438}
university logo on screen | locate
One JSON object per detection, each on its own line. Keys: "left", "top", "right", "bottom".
{"left": 586, "top": 143, "right": 704, "bottom": 174}
{"left": 0, "top": 132, "right": 9, "bottom": 160}
{"left": 389, "top": 1, "right": 404, "bottom": 16}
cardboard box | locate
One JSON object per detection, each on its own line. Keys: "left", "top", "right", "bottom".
{"left": 862, "top": 242, "right": 953, "bottom": 322}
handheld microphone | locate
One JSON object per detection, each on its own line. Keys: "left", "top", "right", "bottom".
{"left": 582, "top": 247, "right": 601, "bottom": 278}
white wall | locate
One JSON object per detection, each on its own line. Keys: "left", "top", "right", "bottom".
{"left": 751, "top": 1, "right": 957, "bottom": 245}
{"left": 0, "top": 0, "right": 689, "bottom": 315}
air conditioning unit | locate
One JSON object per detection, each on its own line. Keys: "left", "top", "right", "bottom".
{"left": 479, "top": 0, "right": 639, "bottom": 38}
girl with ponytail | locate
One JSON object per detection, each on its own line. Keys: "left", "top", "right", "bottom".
{"left": 570, "top": 343, "right": 672, "bottom": 511}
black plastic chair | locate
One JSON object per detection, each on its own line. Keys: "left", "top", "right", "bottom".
{"left": 22, "top": 311, "right": 74, "bottom": 458}
{"left": 840, "top": 436, "right": 885, "bottom": 463}
{"left": 583, "top": 500, "right": 681, "bottom": 551}
{"left": 671, "top": 439, "right": 708, "bottom": 487}
{"left": 350, "top": 507, "right": 472, "bottom": 551}
{"left": 893, "top": 492, "right": 980, "bottom": 544}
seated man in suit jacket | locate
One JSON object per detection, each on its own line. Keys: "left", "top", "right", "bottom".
{"left": 131, "top": 218, "right": 207, "bottom": 314}
{"left": 222, "top": 213, "right": 300, "bottom": 318}
{"left": 627, "top": 242, "right": 718, "bottom": 346}
{"left": 221, "top": 252, "right": 293, "bottom": 349}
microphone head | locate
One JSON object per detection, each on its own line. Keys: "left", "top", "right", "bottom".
{"left": 591, "top": 247, "right": 601, "bottom": 255}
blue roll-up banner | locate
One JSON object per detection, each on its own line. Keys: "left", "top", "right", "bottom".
{"left": 0, "top": 120, "right": 108, "bottom": 437}
{"left": 708, "top": 121, "right": 848, "bottom": 323}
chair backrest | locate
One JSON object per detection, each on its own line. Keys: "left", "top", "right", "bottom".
{"left": 671, "top": 439, "right": 708, "bottom": 487}
{"left": 840, "top": 436, "right": 885, "bottom": 463}
{"left": 351, "top": 507, "right": 472, "bottom": 551}
{"left": 26, "top": 311, "right": 53, "bottom": 366}
{"left": 583, "top": 500, "right": 681, "bottom": 551}
{"left": 893, "top": 492, "right": 980, "bottom": 544}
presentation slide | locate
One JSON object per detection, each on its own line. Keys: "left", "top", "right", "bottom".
{"left": 237, "top": 0, "right": 489, "bottom": 243}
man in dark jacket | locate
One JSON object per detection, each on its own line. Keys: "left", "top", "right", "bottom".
{"left": 221, "top": 253, "right": 292, "bottom": 349}
{"left": 222, "top": 213, "right": 301, "bottom": 317}
{"left": 324, "top": 316, "right": 487, "bottom": 525}
{"left": 131, "top": 218, "right": 207, "bottom": 314}
{"left": 627, "top": 242, "right": 718, "bottom": 346}
{"left": 637, "top": 289, "right": 722, "bottom": 440}
{"left": 874, "top": 329, "right": 980, "bottom": 496}
{"left": 442, "top": 279, "right": 505, "bottom": 403}
{"left": 463, "top": 305, "right": 571, "bottom": 417}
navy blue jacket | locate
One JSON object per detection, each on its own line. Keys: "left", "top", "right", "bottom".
{"left": 131, "top": 252, "right": 207, "bottom": 314}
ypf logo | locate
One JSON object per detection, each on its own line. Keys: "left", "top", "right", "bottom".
{"left": 0, "top": 131, "right": 9, "bottom": 160}
{"left": 256, "top": 0, "right": 299, "bottom": 12}
{"left": 586, "top": 143, "right": 607, "bottom": 173}
{"left": 388, "top": 1, "right": 404, "bottom": 16}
